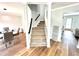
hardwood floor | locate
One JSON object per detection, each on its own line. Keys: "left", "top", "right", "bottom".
{"left": 0, "top": 33, "right": 26, "bottom": 56}
{"left": 63, "top": 31, "right": 78, "bottom": 56}
{"left": 0, "top": 31, "right": 79, "bottom": 56}
{"left": 15, "top": 31, "right": 79, "bottom": 56}
{"left": 15, "top": 41, "right": 66, "bottom": 56}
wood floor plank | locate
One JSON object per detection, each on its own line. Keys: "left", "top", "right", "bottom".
{"left": 40, "top": 48, "right": 49, "bottom": 56}
{"left": 22, "top": 48, "right": 36, "bottom": 56}
{"left": 1, "top": 31, "right": 79, "bottom": 56}
{"left": 15, "top": 31, "right": 78, "bottom": 56}
{"left": 47, "top": 42, "right": 58, "bottom": 56}
{"left": 0, "top": 33, "right": 26, "bottom": 56}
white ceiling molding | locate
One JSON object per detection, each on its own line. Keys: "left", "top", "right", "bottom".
{"left": 26, "top": 0, "right": 48, "bottom": 2}
{"left": 3, "top": 0, "right": 79, "bottom": 2}
{"left": 27, "top": 2, "right": 48, "bottom": 4}
{"left": 51, "top": 0, "right": 79, "bottom": 2}
{"left": 64, "top": 12, "right": 79, "bottom": 16}
{"left": 52, "top": 3, "right": 79, "bottom": 11}
{"left": 0, "top": 0, "right": 27, "bottom": 4}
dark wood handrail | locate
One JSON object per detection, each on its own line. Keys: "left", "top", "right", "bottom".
{"left": 35, "top": 14, "right": 40, "bottom": 21}
{"left": 28, "top": 18, "right": 33, "bottom": 34}
{"left": 28, "top": 14, "right": 40, "bottom": 34}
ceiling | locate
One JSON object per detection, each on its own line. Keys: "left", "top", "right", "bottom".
{"left": 0, "top": 2, "right": 24, "bottom": 16}
{"left": 52, "top": 2, "right": 79, "bottom": 9}
{"left": 51, "top": 2, "right": 79, "bottom": 15}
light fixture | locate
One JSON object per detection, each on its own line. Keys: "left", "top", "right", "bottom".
{"left": 3, "top": 8, "right": 7, "bottom": 10}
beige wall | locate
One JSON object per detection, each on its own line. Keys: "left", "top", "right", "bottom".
{"left": 0, "top": 13, "right": 22, "bottom": 31}
{"left": 0, "top": 2, "right": 25, "bottom": 32}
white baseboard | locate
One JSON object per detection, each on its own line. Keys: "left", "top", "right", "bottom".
{"left": 52, "top": 38, "right": 61, "bottom": 42}
{"left": 77, "top": 45, "right": 79, "bottom": 48}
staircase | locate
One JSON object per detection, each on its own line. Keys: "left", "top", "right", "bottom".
{"left": 30, "top": 21, "right": 47, "bottom": 47}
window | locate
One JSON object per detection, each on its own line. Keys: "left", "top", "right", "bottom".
{"left": 65, "top": 18, "right": 72, "bottom": 29}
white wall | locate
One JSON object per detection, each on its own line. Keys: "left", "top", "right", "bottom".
{"left": 51, "top": 3, "right": 79, "bottom": 42}
{"left": 28, "top": 4, "right": 45, "bottom": 27}
{"left": 52, "top": 10, "right": 63, "bottom": 26}
{"left": 52, "top": 10, "right": 63, "bottom": 25}
{"left": 28, "top": 4, "right": 40, "bottom": 27}
{"left": 51, "top": 3, "right": 79, "bottom": 28}
{"left": 28, "top": 4, "right": 39, "bottom": 20}
{"left": 51, "top": 9, "right": 64, "bottom": 42}
{"left": 39, "top": 4, "right": 45, "bottom": 21}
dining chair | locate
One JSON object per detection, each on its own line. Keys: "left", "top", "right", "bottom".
{"left": 4, "top": 32, "right": 14, "bottom": 48}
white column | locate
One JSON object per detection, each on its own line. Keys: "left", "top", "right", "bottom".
{"left": 22, "top": 3, "right": 30, "bottom": 49}
{"left": 47, "top": 2, "right": 51, "bottom": 48}
{"left": 26, "top": 4, "right": 32, "bottom": 49}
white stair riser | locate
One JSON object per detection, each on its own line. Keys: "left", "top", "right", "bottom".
{"left": 31, "top": 21, "right": 46, "bottom": 47}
